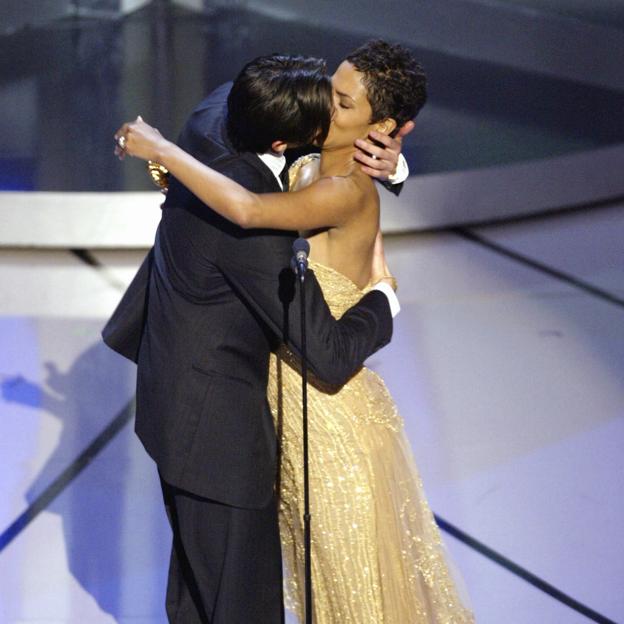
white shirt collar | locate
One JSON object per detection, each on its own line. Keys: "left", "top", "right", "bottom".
{"left": 257, "top": 151, "right": 287, "bottom": 190}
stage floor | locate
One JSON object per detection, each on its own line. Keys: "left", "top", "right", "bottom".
{"left": 1, "top": 201, "right": 622, "bottom": 623}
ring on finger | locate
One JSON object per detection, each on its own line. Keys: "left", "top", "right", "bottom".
{"left": 116, "top": 135, "right": 127, "bottom": 150}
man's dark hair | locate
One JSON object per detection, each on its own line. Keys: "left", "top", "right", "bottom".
{"left": 346, "top": 40, "right": 427, "bottom": 136}
{"left": 227, "top": 55, "right": 332, "bottom": 153}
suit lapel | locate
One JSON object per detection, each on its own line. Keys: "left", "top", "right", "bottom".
{"left": 239, "top": 152, "right": 283, "bottom": 193}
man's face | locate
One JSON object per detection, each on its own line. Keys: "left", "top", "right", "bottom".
{"left": 323, "top": 61, "right": 375, "bottom": 149}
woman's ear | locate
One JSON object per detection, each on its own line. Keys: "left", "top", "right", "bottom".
{"left": 375, "top": 118, "right": 397, "bottom": 136}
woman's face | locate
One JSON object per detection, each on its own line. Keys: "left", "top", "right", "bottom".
{"left": 323, "top": 60, "right": 379, "bottom": 150}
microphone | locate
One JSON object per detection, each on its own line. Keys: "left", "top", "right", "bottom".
{"left": 292, "top": 238, "right": 310, "bottom": 279}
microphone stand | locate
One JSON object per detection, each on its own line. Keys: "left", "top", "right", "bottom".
{"left": 294, "top": 244, "right": 313, "bottom": 624}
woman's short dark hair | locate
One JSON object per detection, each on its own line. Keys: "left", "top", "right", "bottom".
{"left": 346, "top": 40, "right": 427, "bottom": 136}
{"left": 227, "top": 55, "right": 332, "bottom": 153}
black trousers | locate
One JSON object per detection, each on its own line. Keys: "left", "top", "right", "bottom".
{"left": 160, "top": 476, "right": 284, "bottom": 623}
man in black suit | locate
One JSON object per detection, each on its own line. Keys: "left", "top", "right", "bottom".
{"left": 104, "top": 55, "right": 402, "bottom": 623}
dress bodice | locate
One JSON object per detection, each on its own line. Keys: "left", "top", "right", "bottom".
{"left": 309, "top": 260, "right": 368, "bottom": 319}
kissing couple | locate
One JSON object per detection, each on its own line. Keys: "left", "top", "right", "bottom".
{"left": 106, "top": 39, "right": 473, "bottom": 623}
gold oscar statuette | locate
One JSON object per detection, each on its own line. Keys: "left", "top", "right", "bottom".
{"left": 147, "top": 161, "right": 170, "bottom": 194}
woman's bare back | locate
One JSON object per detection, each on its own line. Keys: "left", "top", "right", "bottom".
{"left": 291, "top": 155, "right": 380, "bottom": 289}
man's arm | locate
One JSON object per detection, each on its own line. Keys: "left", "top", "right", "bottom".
{"left": 217, "top": 231, "right": 393, "bottom": 387}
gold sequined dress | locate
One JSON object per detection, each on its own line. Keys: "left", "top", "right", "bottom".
{"left": 267, "top": 262, "right": 474, "bottom": 623}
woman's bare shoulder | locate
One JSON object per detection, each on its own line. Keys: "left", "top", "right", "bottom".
{"left": 345, "top": 166, "right": 379, "bottom": 207}
{"left": 319, "top": 167, "right": 378, "bottom": 223}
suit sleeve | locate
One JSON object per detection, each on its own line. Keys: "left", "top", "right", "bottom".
{"left": 217, "top": 231, "right": 393, "bottom": 386}
{"left": 380, "top": 180, "right": 403, "bottom": 196}
{"left": 101, "top": 248, "right": 153, "bottom": 363}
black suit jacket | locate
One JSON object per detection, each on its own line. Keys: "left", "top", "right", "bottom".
{"left": 103, "top": 83, "right": 393, "bottom": 509}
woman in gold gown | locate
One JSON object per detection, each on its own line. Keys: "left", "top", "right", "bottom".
{"left": 118, "top": 40, "right": 474, "bottom": 623}
{"left": 270, "top": 242, "right": 474, "bottom": 623}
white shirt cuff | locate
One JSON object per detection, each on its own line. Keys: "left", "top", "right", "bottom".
{"left": 387, "top": 153, "right": 409, "bottom": 185}
{"left": 372, "top": 281, "right": 401, "bottom": 318}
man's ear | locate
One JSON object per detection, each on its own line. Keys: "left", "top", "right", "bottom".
{"left": 270, "top": 140, "right": 288, "bottom": 155}
{"left": 375, "top": 118, "right": 397, "bottom": 136}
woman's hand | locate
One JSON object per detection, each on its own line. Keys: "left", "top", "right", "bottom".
{"left": 371, "top": 229, "right": 397, "bottom": 291}
{"left": 114, "top": 116, "right": 170, "bottom": 162}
